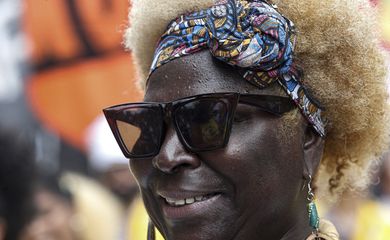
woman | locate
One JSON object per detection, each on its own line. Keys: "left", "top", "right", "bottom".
{"left": 104, "top": 0, "right": 390, "bottom": 239}
{"left": 20, "top": 175, "right": 78, "bottom": 240}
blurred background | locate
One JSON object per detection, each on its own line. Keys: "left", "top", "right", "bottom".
{"left": 0, "top": 0, "right": 389, "bottom": 239}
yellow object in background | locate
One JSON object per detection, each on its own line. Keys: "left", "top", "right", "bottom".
{"left": 352, "top": 200, "right": 390, "bottom": 240}
{"left": 127, "top": 197, "right": 164, "bottom": 240}
{"left": 380, "top": 0, "right": 390, "bottom": 45}
{"left": 61, "top": 173, "right": 125, "bottom": 240}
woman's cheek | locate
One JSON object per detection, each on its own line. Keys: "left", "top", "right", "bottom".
{"left": 129, "top": 158, "right": 154, "bottom": 187}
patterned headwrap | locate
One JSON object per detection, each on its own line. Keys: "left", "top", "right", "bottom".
{"left": 149, "top": 0, "right": 326, "bottom": 137}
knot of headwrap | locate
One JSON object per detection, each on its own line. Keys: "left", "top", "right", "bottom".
{"left": 149, "top": 0, "right": 326, "bottom": 137}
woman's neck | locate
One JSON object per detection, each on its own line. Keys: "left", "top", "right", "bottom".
{"left": 233, "top": 197, "right": 313, "bottom": 240}
{"left": 280, "top": 209, "right": 312, "bottom": 240}
{"left": 279, "top": 193, "right": 314, "bottom": 240}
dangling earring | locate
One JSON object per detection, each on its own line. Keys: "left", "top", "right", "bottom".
{"left": 147, "top": 220, "right": 156, "bottom": 240}
{"left": 306, "top": 175, "right": 320, "bottom": 239}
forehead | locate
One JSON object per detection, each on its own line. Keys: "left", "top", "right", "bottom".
{"left": 144, "top": 50, "right": 286, "bottom": 102}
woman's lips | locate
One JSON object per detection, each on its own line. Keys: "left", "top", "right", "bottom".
{"left": 164, "top": 192, "right": 218, "bottom": 206}
{"left": 158, "top": 191, "right": 222, "bottom": 219}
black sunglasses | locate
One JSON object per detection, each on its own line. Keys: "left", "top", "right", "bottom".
{"left": 103, "top": 92, "right": 295, "bottom": 159}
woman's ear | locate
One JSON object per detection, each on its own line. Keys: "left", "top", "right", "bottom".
{"left": 302, "top": 126, "right": 324, "bottom": 177}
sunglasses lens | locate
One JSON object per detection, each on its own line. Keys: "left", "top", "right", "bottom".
{"left": 115, "top": 107, "right": 162, "bottom": 157}
{"left": 175, "top": 98, "right": 231, "bottom": 150}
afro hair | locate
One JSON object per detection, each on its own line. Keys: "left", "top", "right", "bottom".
{"left": 125, "top": 0, "right": 390, "bottom": 199}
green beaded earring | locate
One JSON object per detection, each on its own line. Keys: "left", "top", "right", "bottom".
{"left": 307, "top": 175, "right": 320, "bottom": 237}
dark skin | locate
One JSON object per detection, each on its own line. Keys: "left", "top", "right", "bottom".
{"left": 129, "top": 50, "right": 324, "bottom": 240}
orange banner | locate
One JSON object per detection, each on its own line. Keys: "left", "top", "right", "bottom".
{"left": 24, "top": 0, "right": 140, "bottom": 150}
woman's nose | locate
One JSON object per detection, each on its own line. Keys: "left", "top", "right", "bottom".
{"left": 153, "top": 126, "right": 201, "bottom": 174}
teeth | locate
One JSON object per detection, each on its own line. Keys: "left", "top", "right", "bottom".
{"left": 164, "top": 194, "right": 217, "bottom": 207}
{"left": 166, "top": 198, "right": 176, "bottom": 204}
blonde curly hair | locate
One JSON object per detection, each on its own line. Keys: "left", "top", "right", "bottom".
{"left": 124, "top": 0, "right": 390, "bottom": 199}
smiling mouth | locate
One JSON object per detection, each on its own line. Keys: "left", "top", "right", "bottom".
{"left": 158, "top": 191, "right": 222, "bottom": 219}
{"left": 163, "top": 193, "right": 219, "bottom": 207}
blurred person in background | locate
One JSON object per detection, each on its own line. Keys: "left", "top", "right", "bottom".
{"left": 86, "top": 115, "right": 138, "bottom": 205}
{"left": 0, "top": 129, "right": 35, "bottom": 240}
{"left": 21, "top": 171, "right": 127, "bottom": 240}
{"left": 60, "top": 172, "right": 126, "bottom": 240}
{"left": 86, "top": 115, "right": 137, "bottom": 240}
{"left": 86, "top": 115, "right": 164, "bottom": 240}
{"left": 20, "top": 175, "right": 80, "bottom": 240}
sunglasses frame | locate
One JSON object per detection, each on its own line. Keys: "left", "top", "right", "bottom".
{"left": 103, "top": 92, "right": 294, "bottom": 159}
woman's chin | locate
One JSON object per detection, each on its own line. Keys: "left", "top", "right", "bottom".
{"left": 156, "top": 194, "right": 238, "bottom": 240}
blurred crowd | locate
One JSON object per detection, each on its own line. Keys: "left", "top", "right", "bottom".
{"left": 0, "top": 0, "right": 390, "bottom": 240}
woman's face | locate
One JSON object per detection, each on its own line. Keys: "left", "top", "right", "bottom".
{"left": 19, "top": 189, "right": 75, "bottom": 240}
{"left": 130, "top": 51, "right": 309, "bottom": 240}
